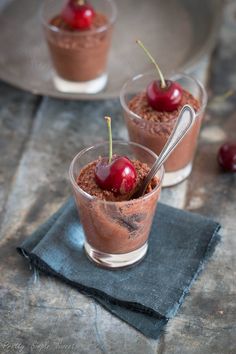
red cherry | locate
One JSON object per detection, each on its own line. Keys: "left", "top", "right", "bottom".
{"left": 218, "top": 142, "right": 236, "bottom": 172}
{"left": 147, "top": 79, "right": 183, "bottom": 112}
{"left": 61, "top": 0, "right": 95, "bottom": 30}
{"left": 136, "top": 40, "right": 183, "bottom": 112}
{"left": 95, "top": 156, "right": 137, "bottom": 194}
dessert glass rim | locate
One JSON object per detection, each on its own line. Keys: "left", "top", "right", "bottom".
{"left": 41, "top": 0, "right": 117, "bottom": 36}
{"left": 120, "top": 71, "right": 208, "bottom": 122}
{"left": 69, "top": 140, "right": 164, "bottom": 204}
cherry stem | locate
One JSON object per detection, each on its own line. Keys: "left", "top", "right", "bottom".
{"left": 105, "top": 116, "right": 112, "bottom": 163}
{"left": 77, "top": 0, "right": 84, "bottom": 5}
{"left": 136, "top": 40, "right": 166, "bottom": 89}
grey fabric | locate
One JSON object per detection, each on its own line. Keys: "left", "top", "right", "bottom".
{"left": 17, "top": 198, "right": 220, "bottom": 339}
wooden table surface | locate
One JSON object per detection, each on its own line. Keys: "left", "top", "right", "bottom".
{"left": 0, "top": 1, "right": 236, "bottom": 353}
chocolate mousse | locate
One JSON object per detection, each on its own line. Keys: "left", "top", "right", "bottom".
{"left": 44, "top": 0, "right": 113, "bottom": 82}
{"left": 75, "top": 158, "right": 160, "bottom": 254}
{"left": 128, "top": 89, "right": 200, "bottom": 131}
{"left": 77, "top": 158, "right": 158, "bottom": 202}
{"left": 121, "top": 40, "right": 204, "bottom": 176}
{"left": 70, "top": 117, "right": 162, "bottom": 259}
{"left": 126, "top": 89, "right": 201, "bottom": 172}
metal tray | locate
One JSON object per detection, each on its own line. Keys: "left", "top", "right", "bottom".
{"left": 0, "top": 0, "right": 222, "bottom": 100}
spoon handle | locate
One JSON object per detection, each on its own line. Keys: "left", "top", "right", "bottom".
{"left": 136, "top": 104, "right": 196, "bottom": 197}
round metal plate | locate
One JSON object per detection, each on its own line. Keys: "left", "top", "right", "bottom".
{"left": 0, "top": 0, "right": 222, "bottom": 100}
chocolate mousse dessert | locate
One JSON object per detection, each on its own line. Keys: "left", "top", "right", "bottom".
{"left": 127, "top": 86, "right": 200, "bottom": 172}
{"left": 70, "top": 117, "right": 163, "bottom": 266}
{"left": 44, "top": 0, "right": 114, "bottom": 83}
{"left": 78, "top": 156, "right": 158, "bottom": 202}
{"left": 120, "top": 40, "right": 206, "bottom": 184}
{"left": 77, "top": 156, "right": 159, "bottom": 255}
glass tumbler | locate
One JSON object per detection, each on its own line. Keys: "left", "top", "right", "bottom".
{"left": 42, "top": 0, "right": 117, "bottom": 93}
{"left": 120, "top": 72, "right": 207, "bottom": 187}
{"left": 69, "top": 141, "right": 164, "bottom": 269}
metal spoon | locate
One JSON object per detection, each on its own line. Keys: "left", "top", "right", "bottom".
{"left": 133, "top": 104, "right": 196, "bottom": 198}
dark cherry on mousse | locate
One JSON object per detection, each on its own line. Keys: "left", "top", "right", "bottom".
{"left": 218, "top": 142, "right": 236, "bottom": 172}
{"left": 61, "top": 0, "right": 95, "bottom": 30}
{"left": 136, "top": 40, "right": 183, "bottom": 112}
{"left": 95, "top": 117, "right": 137, "bottom": 194}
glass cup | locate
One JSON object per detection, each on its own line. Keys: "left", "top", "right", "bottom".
{"left": 120, "top": 72, "right": 207, "bottom": 187}
{"left": 69, "top": 141, "right": 164, "bottom": 269}
{"left": 42, "top": 0, "right": 117, "bottom": 94}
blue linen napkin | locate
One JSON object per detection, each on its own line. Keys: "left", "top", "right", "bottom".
{"left": 17, "top": 198, "right": 220, "bottom": 339}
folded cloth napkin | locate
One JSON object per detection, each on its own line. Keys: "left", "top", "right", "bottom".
{"left": 17, "top": 198, "right": 220, "bottom": 339}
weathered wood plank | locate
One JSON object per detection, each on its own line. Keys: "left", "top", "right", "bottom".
{"left": 0, "top": 81, "right": 40, "bottom": 225}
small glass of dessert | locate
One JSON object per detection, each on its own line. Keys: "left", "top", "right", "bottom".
{"left": 69, "top": 117, "right": 164, "bottom": 269}
{"left": 120, "top": 41, "right": 207, "bottom": 187}
{"left": 42, "top": 0, "right": 117, "bottom": 94}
